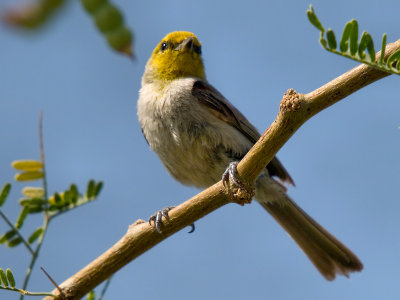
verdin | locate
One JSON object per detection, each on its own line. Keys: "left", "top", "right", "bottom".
{"left": 137, "top": 31, "right": 363, "bottom": 280}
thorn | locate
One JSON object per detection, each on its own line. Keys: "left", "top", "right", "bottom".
{"left": 40, "top": 267, "right": 63, "bottom": 295}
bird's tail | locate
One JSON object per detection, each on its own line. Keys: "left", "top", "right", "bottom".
{"left": 255, "top": 178, "right": 363, "bottom": 280}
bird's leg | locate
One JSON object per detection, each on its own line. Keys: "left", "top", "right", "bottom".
{"left": 148, "top": 206, "right": 195, "bottom": 233}
{"left": 222, "top": 162, "right": 255, "bottom": 206}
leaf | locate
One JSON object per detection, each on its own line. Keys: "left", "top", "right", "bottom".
{"left": 8, "top": 237, "right": 23, "bottom": 248}
{"left": 63, "top": 190, "right": 71, "bottom": 205}
{"left": 0, "top": 183, "right": 11, "bottom": 207}
{"left": 12, "top": 160, "right": 43, "bottom": 171}
{"left": 81, "top": 0, "right": 134, "bottom": 56}
{"left": 15, "top": 206, "right": 29, "bottom": 229}
{"left": 86, "top": 290, "right": 95, "bottom": 300}
{"left": 22, "top": 186, "right": 45, "bottom": 198}
{"left": 86, "top": 180, "right": 95, "bottom": 199}
{"left": 94, "top": 181, "right": 103, "bottom": 197}
{"left": 15, "top": 171, "right": 44, "bottom": 182}
{"left": 0, "top": 230, "right": 17, "bottom": 244}
{"left": 379, "top": 33, "right": 387, "bottom": 65}
{"left": 349, "top": 19, "right": 358, "bottom": 56}
{"left": 358, "top": 31, "right": 375, "bottom": 62}
{"left": 27, "top": 204, "right": 45, "bottom": 213}
{"left": 319, "top": 36, "right": 327, "bottom": 48}
{"left": 49, "top": 192, "right": 63, "bottom": 206}
{"left": 2, "top": 0, "right": 66, "bottom": 29}
{"left": 19, "top": 197, "right": 47, "bottom": 206}
{"left": 70, "top": 184, "right": 78, "bottom": 196}
{"left": 105, "top": 26, "right": 133, "bottom": 56}
{"left": 28, "top": 227, "right": 44, "bottom": 244}
{"left": 6, "top": 269, "right": 15, "bottom": 288}
{"left": 94, "top": 3, "right": 123, "bottom": 32}
{"left": 306, "top": 5, "right": 324, "bottom": 32}
{"left": 387, "top": 50, "right": 400, "bottom": 71}
{"left": 340, "top": 21, "right": 353, "bottom": 53}
{"left": 0, "top": 268, "right": 8, "bottom": 287}
{"left": 326, "top": 29, "right": 337, "bottom": 50}
{"left": 81, "top": 0, "right": 107, "bottom": 13}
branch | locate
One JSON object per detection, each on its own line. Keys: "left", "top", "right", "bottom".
{"left": 43, "top": 39, "right": 400, "bottom": 300}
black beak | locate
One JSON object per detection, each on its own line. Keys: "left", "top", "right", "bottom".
{"left": 175, "top": 36, "right": 194, "bottom": 51}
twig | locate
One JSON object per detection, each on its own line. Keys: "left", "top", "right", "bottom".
{"left": 43, "top": 39, "right": 400, "bottom": 300}
{"left": 20, "top": 113, "right": 51, "bottom": 300}
{"left": 0, "top": 209, "right": 34, "bottom": 255}
{"left": 97, "top": 276, "right": 113, "bottom": 300}
{"left": 0, "top": 286, "right": 55, "bottom": 297}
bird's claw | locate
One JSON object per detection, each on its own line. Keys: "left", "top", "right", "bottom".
{"left": 149, "top": 206, "right": 174, "bottom": 233}
{"left": 222, "top": 162, "right": 255, "bottom": 206}
{"left": 148, "top": 206, "right": 196, "bottom": 234}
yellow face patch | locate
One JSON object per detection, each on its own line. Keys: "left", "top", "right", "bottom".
{"left": 149, "top": 31, "right": 205, "bottom": 81}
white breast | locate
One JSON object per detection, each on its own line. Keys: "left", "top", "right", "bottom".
{"left": 137, "top": 77, "right": 252, "bottom": 188}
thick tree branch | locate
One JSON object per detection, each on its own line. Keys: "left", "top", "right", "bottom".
{"left": 44, "top": 39, "right": 400, "bottom": 300}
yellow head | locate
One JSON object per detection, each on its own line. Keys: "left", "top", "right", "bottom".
{"left": 143, "top": 31, "right": 205, "bottom": 84}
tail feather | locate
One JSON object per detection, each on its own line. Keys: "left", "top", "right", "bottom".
{"left": 260, "top": 198, "right": 363, "bottom": 280}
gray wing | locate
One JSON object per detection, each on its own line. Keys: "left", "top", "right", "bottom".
{"left": 192, "top": 80, "right": 294, "bottom": 186}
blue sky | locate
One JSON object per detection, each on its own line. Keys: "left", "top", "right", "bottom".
{"left": 0, "top": 0, "right": 399, "bottom": 299}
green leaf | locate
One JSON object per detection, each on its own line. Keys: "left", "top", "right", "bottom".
{"left": 19, "top": 197, "right": 47, "bottom": 206}
{"left": 70, "top": 184, "right": 78, "bottom": 196}
{"left": 349, "top": 19, "right": 358, "bottom": 56}
{"left": 82, "top": 0, "right": 107, "bottom": 14}
{"left": 306, "top": 5, "right": 324, "bottom": 32}
{"left": 94, "top": 3, "right": 123, "bottom": 33}
{"left": 105, "top": 26, "right": 133, "bottom": 55}
{"left": 70, "top": 184, "right": 79, "bottom": 204}
{"left": 8, "top": 237, "right": 22, "bottom": 248}
{"left": 340, "top": 21, "right": 352, "bottom": 52}
{"left": 379, "top": 33, "right": 387, "bottom": 65}
{"left": 0, "top": 268, "right": 8, "bottom": 287}
{"left": 6, "top": 269, "right": 15, "bottom": 288}
{"left": 387, "top": 50, "right": 400, "bottom": 71}
{"left": 63, "top": 190, "right": 71, "bottom": 205}
{"left": 15, "top": 206, "right": 29, "bottom": 229}
{"left": 326, "top": 29, "right": 337, "bottom": 49}
{"left": 27, "top": 204, "right": 45, "bottom": 214}
{"left": 320, "top": 37, "right": 327, "bottom": 48}
{"left": 81, "top": 0, "right": 133, "bottom": 56}
{"left": 86, "top": 180, "right": 96, "bottom": 199}
{"left": 0, "top": 183, "right": 11, "bottom": 207}
{"left": 0, "top": 230, "right": 17, "bottom": 244}
{"left": 358, "top": 31, "right": 375, "bottom": 62}
{"left": 54, "top": 192, "right": 62, "bottom": 205}
{"left": 28, "top": 227, "right": 44, "bottom": 244}
{"left": 94, "top": 181, "right": 103, "bottom": 197}
{"left": 86, "top": 290, "right": 95, "bottom": 300}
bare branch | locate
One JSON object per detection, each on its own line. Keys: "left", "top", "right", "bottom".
{"left": 43, "top": 39, "right": 400, "bottom": 300}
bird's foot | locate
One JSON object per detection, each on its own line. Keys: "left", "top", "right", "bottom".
{"left": 222, "top": 162, "right": 255, "bottom": 206}
{"left": 149, "top": 206, "right": 195, "bottom": 233}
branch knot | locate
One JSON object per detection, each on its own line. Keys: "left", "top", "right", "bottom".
{"left": 280, "top": 89, "right": 302, "bottom": 112}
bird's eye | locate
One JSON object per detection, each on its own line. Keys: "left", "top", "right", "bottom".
{"left": 193, "top": 45, "right": 202, "bottom": 54}
{"left": 161, "top": 42, "right": 168, "bottom": 51}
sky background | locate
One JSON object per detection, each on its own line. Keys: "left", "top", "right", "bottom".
{"left": 0, "top": 0, "right": 399, "bottom": 299}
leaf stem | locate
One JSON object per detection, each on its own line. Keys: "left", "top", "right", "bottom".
{"left": 0, "top": 285, "right": 55, "bottom": 297}
{"left": 0, "top": 209, "right": 34, "bottom": 255}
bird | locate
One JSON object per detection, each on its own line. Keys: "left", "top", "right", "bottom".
{"left": 137, "top": 31, "right": 363, "bottom": 280}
